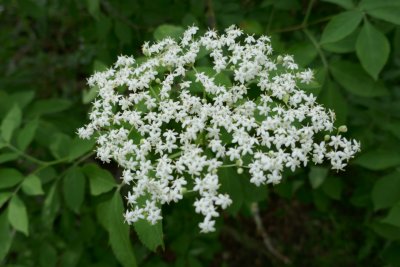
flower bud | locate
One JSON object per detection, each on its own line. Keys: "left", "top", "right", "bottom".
{"left": 324, "top": 135, "right": 330, "bottom": 141}
{"left": 237, "top": 168, "right": 243, "bottom": 174}
{"left": 338, "top": 125, "right": 348, "bottom": 133}
{"left": 236, "top": 159, "right": 243, "bottom": 167}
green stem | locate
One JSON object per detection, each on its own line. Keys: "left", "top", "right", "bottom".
{"left": 303, "top": 28, "right": 328, "bottom": 70}
{"left": 302, "top": 0, "right": 316, "bottom": 26}
{"left": 6, "top": 144, "right": 46, "bottom": 165}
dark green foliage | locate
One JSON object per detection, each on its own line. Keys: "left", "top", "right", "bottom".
{"left": 0, "top": 0, "right": 399, "bottom": 266}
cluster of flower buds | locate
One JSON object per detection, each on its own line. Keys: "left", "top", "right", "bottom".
{"left": 78, "top": 25, "right": 360, "bottom": 232}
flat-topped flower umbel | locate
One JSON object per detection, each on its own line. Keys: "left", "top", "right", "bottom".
{"left": 78, "top": 25, "right": 360, "bottom": 233}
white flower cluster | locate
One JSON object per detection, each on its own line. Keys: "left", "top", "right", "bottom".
{"left": 78, "top": 25, "right": 360, "bottom": 233}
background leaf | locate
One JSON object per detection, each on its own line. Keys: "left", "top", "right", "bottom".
{"left": 1, "top": 105, "right": 22, "bottom": 142}
{"left": 8, "top": 195, "right": 29, "bottom": 236}
{"left": 63, "top": 167, "right": 86, "bottom": 213}
{"left": 21, "top": 174, "right": 44, "bottom": 196}
{"left": 108, "top": 191, "right": 137, "bottom": 267}
{"left": 356, "top": 21, "right": 390, "bottom": 80}
{"left": 372, "top": 171, "right": 400, "bottom": 210}
{"left": 320, "top": 11, "right": 363, "bottom": 44}
{"left": 82, "top": 163, "right": 116, "bottom": 195}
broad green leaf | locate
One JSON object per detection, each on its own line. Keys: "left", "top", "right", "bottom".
{"left": 330, "top": 60, "right": 388, "bottom": 97}
{"left": 355, "top": 149, "right": 400, "bottom": 170}
{"left": 49, "top": 133, "right": 72, "bottom": 159}
{"left": 1, "top": 104, "right": 22, "bottom": 142}
{"left": 309, "top": 166, "right": 328, "bottom": 189}
{"left": 82, "top": 163, "right": 116, "bottom": 195}
{"left": 68, "top": 138, "right": 95, "bottom": 162}
{"left": 0, "top": 168, "right": 24, "bottom": 189}
{"left": 383, "top": 203, "right": 400, "bottom": 228}
{"left": 82, "top": 86, "right": 99, "bottom": 104}
{"left": 17, "top": 118, "right": 39, "bottom": 150}
{"left": 321, "top": 0, "right": 354, "bottom": 9}
{"left": 322, "top": 28, "right": 359, "bottom": 53}
{"left": 42, "top": 182, "right": 60, "bottom": 227}
{"left": 108, "top": 191, "right": 137, "bottom": 267}
{"left": 318, "top": 79, "right": 348, "bottom": 125}
{"left": 0, "top": 153, "right": 19, "bottom": 164}
{"left": 356, "top": 21, "right": 390, "bottom": 80}
{"left": 63, "top": 167, "right": 85, "bottom": 213}
{"left": 133, "top": 195, "right": 164, "bottom": 252}
{"left": 370, "top": 221, "right": 400, "bottom": 240}
{"left": 0, "top": 211, "right": 12, "bottom": 261}
{"left": 320, "top": 10, "right": 363, "bottom": 44}
{"left": 153, "top": 24, "right": 184, "bottom": 41}
{"left": 288, "top": 41, "right": 318, "bottom": 66}
{"left": 219, "top": 168, "right": 243, "bottom": 214}
{"left": 21, "top": 174, "right": 44, "bottom": 196}
{"left": 360, "top": 0, "right": 400, "bottom": 25}
{"left": 321, "top": 176, "right": 343, "bottom": 200}
{"left": 8, "top": 195, "right": 28, "bottom": 235}
{"left": 0, "top": 192, "right": 12, "bottom": 208}
{"left": 372, "top": 171, "right": 400, "bottom": 210}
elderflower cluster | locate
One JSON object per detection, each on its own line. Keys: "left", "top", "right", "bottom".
{"left": 78, "top": 25, "right": 360, "bottom": 233}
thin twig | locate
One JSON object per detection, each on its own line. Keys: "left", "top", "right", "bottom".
{"left": 251, "top": 202, "right": 291, "bottom": 264}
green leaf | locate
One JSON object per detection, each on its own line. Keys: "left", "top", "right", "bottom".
{"left": 372, "top": 171, "right": 400, "bottom": 210}
{"left": 360, "top": 0, "right": 400, "bottom": 25}
{"left": 219, "top": 168, "right": 243, "bottom": 214}
{"left": 288, "top": 41, "right": 318, "bottom": 66}
{"left": 153, "top": 24, "right": 184, "bottom": 41}
{"left": 321, "top": 0, "right": 354, "bottom": 9}
{"left": 383, "top": 203, "right": 400, "bottom": 228}
{"left": 330, "top": 60, "right": 388, "bottom": 97}
{"left": 370, "top": 221, "right": 400, "bottom": 240}
{"left": 133, "top": 195, "right": 164, "bottom": 252}
{"left": 49, "top": 133, "right": 72, "bottom": 159}
{"left": 355, "top": 149, "right": 400, "bottom": 170}
{"left": 318, "top": 79, "right": 348, "bottom": 125}
{"left": 0, "top": 211, "right": 13, "bottom": 261}
{"left": 82, "top": 163, "right": 116, "bottom": 196}
{"left": 68, "top": 137, "right": 95, "bottom": 162}
{"left": 108, "top": 191, "right": 137, "bottom": 267}
{"left": 322, "top": 28, "right": 359, "bottom": 53}
{"left": 17, "top": 118, "right": 38, "bottom": 150}
{"left": 8, "top": 195, "right": 28, "bottom": 235}
{"left": 0, "top": 192, "right": 12, "bottom": 208}
{"left": 309, "top": 166, "right": 328, "bottom": 189}
{"left": 42, "top": 182, "right": 60, "bottom": 228}
{"left": 356, "top": 21, "right": 390, "bottom": 80}
{"left": 82, "top": 86, "right": 99, "bottom": 104}
{"left": 1, "top": 104, "right": 22, "bottom": 142}
{"left": 0, "top": 168, "right": 24, "bottom": 189}
{"left": 320, "top": 10, "right": 363, "bottom": 44}
{"left": 21, "top": 174, "right": 44, "bottom": 196}
{"left": 63, "top": 167, "right": 85, "bottom": 213}
{"left": 0, "top": 153, "right": 19, "bottom": 164}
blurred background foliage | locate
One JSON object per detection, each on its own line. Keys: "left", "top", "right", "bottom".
{"left": 1, "top": 0, "right": 400, "bottom": 266}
